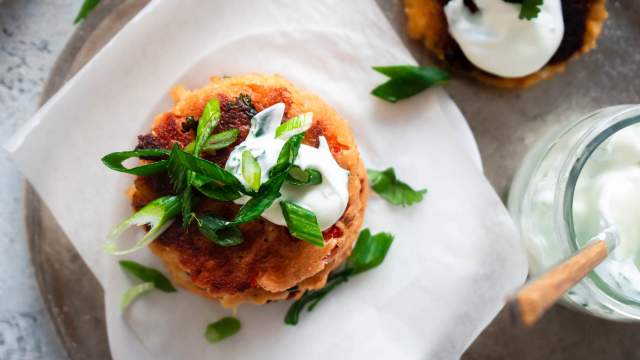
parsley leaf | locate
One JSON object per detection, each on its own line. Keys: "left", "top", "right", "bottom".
{"left": 367, "top": 168, "right": 427, "bottom": 206}
{"left": 371, "top": 65, "right": 449, "bottom": 103}
{"left": 285, "top": 229, "right": 394, "bottom": 325}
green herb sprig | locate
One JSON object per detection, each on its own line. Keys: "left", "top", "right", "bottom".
{"left": 368, "top": 168, "right": 427, "bottom": 206}
{"left": 371, "top": 65, "right": 449, "bottom": 103}
{"left": 285, "top": 229, "right": 394, "bottom": 325}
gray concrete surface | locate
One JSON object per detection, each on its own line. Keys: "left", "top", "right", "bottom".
{"left": 0, "top": 1, "right": 82, "bottom": 359}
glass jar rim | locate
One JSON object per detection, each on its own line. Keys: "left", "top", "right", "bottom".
{"left": 555, "top": 104, "right": 640, "bottom": 318}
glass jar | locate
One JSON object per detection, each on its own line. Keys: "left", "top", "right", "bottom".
{"left": 509, "top": 105, "right": 640, "bottom": 320}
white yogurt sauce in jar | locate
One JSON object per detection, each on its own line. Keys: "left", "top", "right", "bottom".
{"left": 225, "top": 103, "right": 349, "bottom": 230}
{"left": 509, "top": 105, "right": 640, "bottom": 320}
{"left": 444, "top": 0, "right": 564, "bottom": 77}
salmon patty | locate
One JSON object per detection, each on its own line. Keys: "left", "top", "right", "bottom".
{"left": 404, "top": 0, "right": 608, "bottom": 87}
{"left": 130, "top": 74, "right": 368, "bottom": 307}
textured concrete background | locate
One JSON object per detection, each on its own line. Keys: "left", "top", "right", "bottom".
{"left": 0, "top": 1, "right": 81, "bottom": 359}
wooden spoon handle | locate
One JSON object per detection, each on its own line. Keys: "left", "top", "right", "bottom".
{"left": 510, "top": 239, "right": 610, "bottom": 327}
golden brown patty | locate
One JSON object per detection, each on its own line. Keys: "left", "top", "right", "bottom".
{"left": 405, "top": 0, "right": 608, "bottom": 88}
{"left": 130, "top": 74, "right": 368, "bottom": 307}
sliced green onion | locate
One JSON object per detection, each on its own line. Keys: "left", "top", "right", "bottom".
{"left": 104, "top": 195, "right": 181, "bottom": 256}
{"left": 194, "top": 98, "right": 222, "bottom": 157}
{"left": 204, "top": 317, "right": 242, "bottom": 343}
{"left": 287, "top": 166, "right": 322, "bottom": 186}
{"left": 280, "top": 201, "right": 324, "bottom": 247}
{"left": 184, "top": 129, "right": 240, "bottom": 155}
{"left": 275, "top": 113, "right": 313, "bottom": 139}
{"left": 168, "top": 145, "right": 243, "bottom": 189}
{"left": 119, "top": 260, "right": 177, "bottom": 292}
{"left": 202, "top": 129, "right": 240, "bottom": 153}
{"left": 101, "top": 149, "right": 170, "bottom": 176}
{"left": 120, "top": 282, "right": 154, "bottom": 310}
{"left": 195, "top": 215, "right": 244, "bottom": 247}
{"left": 241, "top": 150, "right": 261, "bottom": 192}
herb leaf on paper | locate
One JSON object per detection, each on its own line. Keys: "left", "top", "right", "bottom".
{"left": 368, "top": 168, "right": 427, "bottom": 206}
{"left": 284, "top": 229, "right": 394, "bottom": 325}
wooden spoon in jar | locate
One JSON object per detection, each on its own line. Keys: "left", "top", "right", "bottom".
{"left": 509, "top": 238, "right": 616, "bottom": 327}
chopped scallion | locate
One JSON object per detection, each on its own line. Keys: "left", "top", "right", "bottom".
{"left": 241, "top": 150, "right": 261, "bottom": 192}
{"left": 280, "top": 201, "right": 324, "bottom": 247}
{"left": 104, "top": 195, "right": 181, "bottom": 255}
{"left": 204, "top": 317, "right": 242, "bottom": 343}
{"left": 275, "top": 112, "right": 313, "bottom": 139}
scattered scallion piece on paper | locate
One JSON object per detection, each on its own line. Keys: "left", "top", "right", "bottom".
{"left": 204, "top": 317, "right": 242, "bottom": 343}
{"left": 118, "top": 260, "right": 176, "bottom": 310}
{"left": 74, "top": 0, "right": 101, "bottom": 24}
{"left": 285, "top": 229, "right": 394, "bottom": 325}
{"left": 371, "top": 65, "right": 449, "bottom": 103}
{"left": 104, "top": 195, "right": 181, "bottom": 256}
{"left": 101, "top": 149, "right": 170, "bottom": 176}
{"left": 242, "top": 150, "right": 262, "bottom": 192}
{"left": 287, "top": 166, "right": 322, "bottom": 186}
{"left": 502, "top": 0, "right": 543, "bottom": 20}
{"left": 120, "top": 282, "right": 154, "bottom": 310}
{"left": 367, "top": 168, "right": 427, "bottom": 206}
{"left": 275, "top": 113, "right": 313, "bottom": 139}
{"left": 280, "top": 201, "right": 324, "bottom": 247}
{"left": 119, "top": 260, "right": 177, "bottom": 292}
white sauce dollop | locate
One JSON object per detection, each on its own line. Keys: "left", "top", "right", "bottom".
{"left": 444, "top": 0, "right": 564, "bottom": 78}
{"left": 225, "top": 103, "right": 349, "bottom": 231}
{"left": 573, "top": 125, "right": 640, "bottom": 301}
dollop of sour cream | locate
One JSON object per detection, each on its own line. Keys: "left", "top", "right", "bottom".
{"left": 444, "top": 0, "right": 564, "bottom": 78}
{"left": 225, "top": 103, "right": 349, "bottom": 231}
{"left": 573, "top": 125, "right": 640, "bottom": 301}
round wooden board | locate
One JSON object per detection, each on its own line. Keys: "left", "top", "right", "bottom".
{"left": 28, "top": 1, "right": 640, "bottom": 359}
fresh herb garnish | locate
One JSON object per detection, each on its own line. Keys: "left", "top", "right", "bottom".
{"left": 118, "top": 260, "right": 176, "bottom": 310}
{"left": 280, "top": 201, "right": 324, "bottom": 247}
{"left": 168, "top": 145, "right": 243, "bottom": 190}
{"left": 101, "top": 149, "right": 170, "bottom": 176}
{"left": 286, "top": 166, "right": 322, "bottom": 186}
{"left": 183, "top": 128, "right": 240, "bottom": 154}
{"left": 74, "top": 0, "right": 101, "bottom": 24}
{"left": 503, "top": 0, "right": 543, "bottom": 20}
{"left": 119, "top": 260, "right": 177, "bottom": 292}
{"left": 368, "top": 168, "right": 427, "bottom": 206}
{"left": 195, "top": 215, "right": 244, "bottom": 247}
{"left": 275, "top": 112, "right": 313, "bottom": 139}
{"left": 204, "top": 317, "right": 241, "bottom": 343}
{"left": 180, "top": 98, "right": 222, "bottom": 226}
{"left": 241, "top": 150, "right": 262, "bottom": 192}
{"left": 104, "top": 195, "right": 181, "bottom": 255}
{"left": 285, "top": 229, "right": 394, "bottom": 325}
{"left": 371, "top": 65, "right": 449, "bottom": 103}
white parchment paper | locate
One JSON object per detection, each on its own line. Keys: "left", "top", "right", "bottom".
{"left": 6, "top": 0, "right": 527, "bottom": 359}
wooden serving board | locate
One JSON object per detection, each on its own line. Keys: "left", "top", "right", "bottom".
{"left": 28, "top": 0, "right": 640, "bottom": 359}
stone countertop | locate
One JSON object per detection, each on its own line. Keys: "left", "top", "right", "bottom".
{"left": 0, "top": 1, "right": 81, "bottom": 359}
